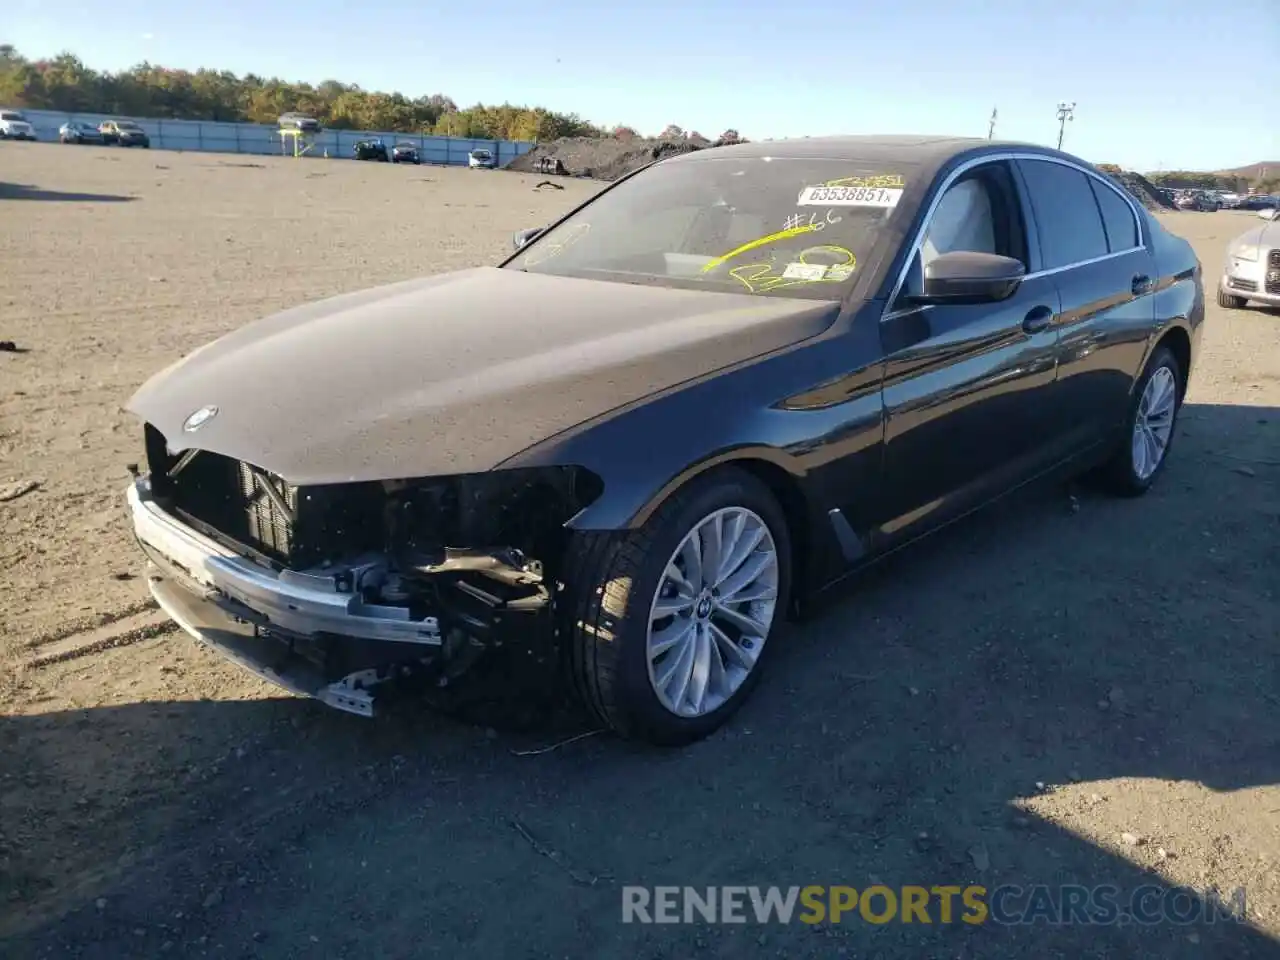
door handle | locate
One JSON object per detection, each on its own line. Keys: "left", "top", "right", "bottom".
{"left": 1022, "top": 305, "right": 1053, "bottom": 334}
{"left": 1131, "top": 274, "right": 1153, "bottom": 296}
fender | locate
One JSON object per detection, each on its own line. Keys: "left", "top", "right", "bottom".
{"left": 571, "top": 443, "right": 804, "bottom": 531}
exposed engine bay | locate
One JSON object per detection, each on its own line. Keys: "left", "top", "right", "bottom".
{"left": 132, "top": 423, "right": 603, "bottom": 716}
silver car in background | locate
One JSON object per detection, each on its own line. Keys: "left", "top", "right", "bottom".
{"left": 1219, "top": 208, "right": 1280, "bottom": 309}
{"left": 59, "top": 120, "right": 105, "bottom": 144}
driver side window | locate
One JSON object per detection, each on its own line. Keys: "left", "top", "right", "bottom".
{"left": 921, "top": 178, "right": 997, "bottom": 266}
{"left": 897, "top": 162, "right": 1027, "bottom": 307}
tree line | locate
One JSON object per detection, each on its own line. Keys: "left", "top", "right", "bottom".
{"left": 0, "top": 46, "right": 613, "bottom": 142}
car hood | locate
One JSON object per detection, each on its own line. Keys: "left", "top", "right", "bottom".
{"left": 1231, "top": 221, "right": 1278, "bottom": 249}
{"left": 127, "top": 267, "right": 838, "bottom": 484}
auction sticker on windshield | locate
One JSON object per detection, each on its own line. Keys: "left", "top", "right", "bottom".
{"left": 781, "top": 262, "right": 830, "bottom": 281}
{"left": 797, "top": 185, "right": 903, "bottom": 208}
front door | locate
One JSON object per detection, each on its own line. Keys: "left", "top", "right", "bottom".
{"left": 873, "top": 159, "right": 1063, "bottom": 544}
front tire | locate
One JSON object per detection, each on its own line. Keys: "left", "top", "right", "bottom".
{"left": 1218, "top": 288, "right": 1247, "bottom": 309}
{"left": 563, "top": 468, "right": 791, "bottom": 745}
{"left": 1097, "top": 345, "right": 1182, "bottom": 497}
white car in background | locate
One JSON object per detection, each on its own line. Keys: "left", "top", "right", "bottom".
{"left": 467, "top": 148, "right": 496, "bottom": 169}
{"left": 1219, "top": 207, "right": 1280, "bottom": 309}
{"left": 0, "top": 109, "right": 37, "bottom": 140}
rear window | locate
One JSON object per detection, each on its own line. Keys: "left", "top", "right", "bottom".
{"left": 507, "top": 154, "right": 917, "bottom": 300}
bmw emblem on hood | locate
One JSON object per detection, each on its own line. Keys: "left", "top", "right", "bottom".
{"left": 183, "top": 405, "right": 219, "bottom": 432}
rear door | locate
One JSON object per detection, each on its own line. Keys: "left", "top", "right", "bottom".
{"left": 873, "top": 158, "right": 1063, "bottom": 543}
{"left": 1015, "top": 158, "right": 1157, "bottom": 451}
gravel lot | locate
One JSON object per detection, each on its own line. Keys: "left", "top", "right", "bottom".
{"left": 1, "top": 143, "right": 1278, "bottom": 958}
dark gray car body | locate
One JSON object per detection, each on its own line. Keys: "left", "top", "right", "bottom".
{"left": 127, "top": 135, "right": 1204, "bottom": 596}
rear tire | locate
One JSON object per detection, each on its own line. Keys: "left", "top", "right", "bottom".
{"left": 1217, "top": 288, "right": 1247, "bottom": 309}
{"left": 562, "top": 468, "right": 791, "bottom": 746}
{"left": 1097, "top": 345, "right": 1182, "bottom": 497}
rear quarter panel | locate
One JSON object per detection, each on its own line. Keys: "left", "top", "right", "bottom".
{"left": 1144, "top": 209, "right": 1204, "bottom": 385}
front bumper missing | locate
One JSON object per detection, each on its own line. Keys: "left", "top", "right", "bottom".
{"left": 127, "top": 478, "right": 445, "bottom": 716}
{"left": 146, "top": 568, "right": 388, "bottom": 716}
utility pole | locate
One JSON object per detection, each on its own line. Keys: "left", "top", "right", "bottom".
{"left": 1056, "top": 101, "right": 1076, "bottom": 150}
{"left": 987, "top": 107, "right": 997, "bottom": 140}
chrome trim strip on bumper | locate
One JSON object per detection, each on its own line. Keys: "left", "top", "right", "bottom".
{"left": 127, "top": 478, "right": 442, "bottom": 646}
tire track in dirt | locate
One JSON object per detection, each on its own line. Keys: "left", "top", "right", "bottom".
{"left": 19, "top": 599, "right": 159, "bottom": 651}
{"left": 19, "top": 609, "right": 178, "bottom": 670}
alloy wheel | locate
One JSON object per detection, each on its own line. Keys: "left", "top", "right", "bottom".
{"left": 645, "top": 507, "right": 780, "bottom": 718}
{"left": 1132, "top": 365, "right": 1177, "bottom": 480}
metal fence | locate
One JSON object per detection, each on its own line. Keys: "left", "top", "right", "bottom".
{"left": 16, "top": 109, "right": 535, "bottom": 166}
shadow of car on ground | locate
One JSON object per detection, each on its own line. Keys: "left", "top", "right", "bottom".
{"left": 0, "top": 182, "right": 136, "bottom": 203}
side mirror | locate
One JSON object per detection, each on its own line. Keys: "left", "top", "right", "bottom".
{"left": 513, "top": 227, "right": 544, "bottom": 251}
{"left": 1257, "top": 208, "right": 1278, "bottom": 221}
{"left": 909, "top": 251, "right": 1027, "bottom": 305}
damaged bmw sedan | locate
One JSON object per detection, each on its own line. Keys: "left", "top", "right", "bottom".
{"left": 126, "top": 135, "right": 1204, "bottom": 745}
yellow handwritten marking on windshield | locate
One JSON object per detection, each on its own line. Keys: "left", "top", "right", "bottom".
{"left": 700, "top": 224, "right": 819, "bottom": 273}
{"left": 823, "top": 174, "right": 906, "bottom": 189}
{"left": 728, "top": 245, "right": 856, "bottom": 294}
{"left": 522, "top": 222, "right": 591, "bottom": 267}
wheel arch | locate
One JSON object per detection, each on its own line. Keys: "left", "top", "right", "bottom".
{"left": 568, "top": 446, "right": 818, "bottom": 611}
{"left": 1153, "top": 324, "right": 1193, "bottom": 400}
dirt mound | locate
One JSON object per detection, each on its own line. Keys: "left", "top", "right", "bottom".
{"left": 506, "top": 136, "right": 732, "bottom": 180}
{"left": 1105, "top": 170, "right": 1176, "bottom": 212}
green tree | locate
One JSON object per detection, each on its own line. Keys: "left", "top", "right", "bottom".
{"left": 0, "top": 45, "right": 627, "bottom": 141}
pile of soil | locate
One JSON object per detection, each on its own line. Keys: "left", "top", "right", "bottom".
{"left": 1108, "top": 170, "right": 1176, "bottom": 212}
{"left": 506, "top": 136, "right": 734, "bottom": 181}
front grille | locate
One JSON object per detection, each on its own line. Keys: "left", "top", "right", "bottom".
{"left": 1267, "top": 251, "right": 1280, "bottom": 295}
{"left": 1230, "top": 278, "right": 1259, "bottom": 292}
{"left": 144, "top": 424, "right": 383, "bottom": 568}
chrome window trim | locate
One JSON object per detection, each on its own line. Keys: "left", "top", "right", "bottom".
{"left": 880, "top": 151, "right": 1146, "bottom": 323}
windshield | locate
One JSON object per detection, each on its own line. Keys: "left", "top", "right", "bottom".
{"left": 117, "top": 121, "right": 142, "bottom": 131}
{"left": 472, "top": 150, "right": 491, "bottom": 158}
{"left": 506, "top": 155, "right": 915, "bottom": 300}
{"left": 1, "top": 112, "right": 27, "bottom": 121}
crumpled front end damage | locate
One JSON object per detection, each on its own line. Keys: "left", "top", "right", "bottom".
{"left": 127, "top": 424, "right": 602, "bottom": 717}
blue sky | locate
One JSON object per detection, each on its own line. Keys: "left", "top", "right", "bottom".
{"left": 7, "top": 0, "right": 1279, "bottom": 171}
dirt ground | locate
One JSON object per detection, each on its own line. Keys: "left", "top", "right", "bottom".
{"left": 1, "top": 143, "right": 1277, "bottom": 959}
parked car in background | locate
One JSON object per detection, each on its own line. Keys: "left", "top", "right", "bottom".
{"left": 353, "top": 139, "right": 390, "bottom": 161}
{"left": 0, "top": 109, "right": 37, "bottom": 140}
{"left": 1219, "top": 207, "right": 1280, "bottom": 309}
{"left": 59, "top": 120, "right": 105, "bottom": 145}
{"left": 391, "top": 142, "right": 421, "bottom": 164}
{"left": 468, "top": 148, "right": 496, "bottom": 169}
{"left": 99, "top": 119, "right": 150, "bottom": 148}
{"left": 279, "top": 112, "right": 321, "bottom": 133}
{"left": 123, "top": 135, "right": 1204, "bottom": 745}
{"left": 1218, "top": 192, "right": 1241, "bottom": 209}
{"left": 1174, "top": 190, "right": 1218, "bottom": 211}
{"left": 1239, "top": 194, "right": 1280, "bottom": 211}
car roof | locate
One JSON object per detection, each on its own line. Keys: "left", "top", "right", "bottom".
{"left": 663, "top": 134, "right": 1087, "bottom": 177}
